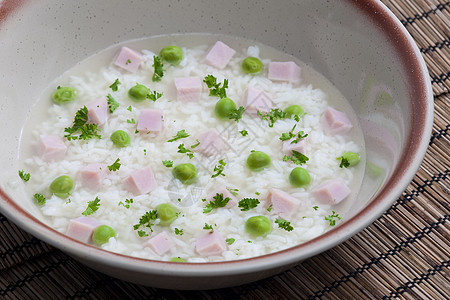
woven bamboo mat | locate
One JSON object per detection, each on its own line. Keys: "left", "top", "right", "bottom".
{"left": 1, "top": 0, "right": 449, "bottom": 299}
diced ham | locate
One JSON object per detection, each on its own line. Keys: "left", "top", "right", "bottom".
{"left": 113, "top": 46, "right": 143, "bottom": 73}
{"left": 145, "top": 231, "right": 175, "bottom": 255}
{"left": 320, "top": 107, "right": 353, "bottom": 135}
{"left": 37, "top": 135, "right": 67, "bottom": 161}
{"left": 204, "top": 41, "right": 236, "bottom": 69}
{"left": 206, "top": 187, "right": 237, "bottom": 209}
{"left": 282, "top": 138, "right": 307, "bottom": 156}
{"left": 267, "top": 188, "right": 301, "bottom": 220}
{"left": 195, "top": 231, "right": 227, "bottom": 256}
{"left": 174, "top": 77, "right": 203, "bottom": 102}
{"left": 86, "top": 98, "right": 108, "bottom": 125}
{"left": 137, "top": 109, "right": 163, "bottom": 133}
{"left": 124, "top": 166, "right": 157, "bottom": 195}
{"left": 195, "top": 129, "right": 227, "bottom": 156}
{"left": 312, "top": 179, "right": 351, "bottom": 205}
{"left": 243, "top": 86, "right": 272, "bottom": 114}
{"left": 80, "top": 164, "right": 108, "bottom": 190}
{"left": 66, "top": 217, "right": 101, "bottom": 243}
{"left": 268, "top": 61, "right": 301, "bottom": 84}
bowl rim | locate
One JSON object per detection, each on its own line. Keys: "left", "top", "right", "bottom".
{"left": 0, "top": 0, "right": 434, "bottom": 278}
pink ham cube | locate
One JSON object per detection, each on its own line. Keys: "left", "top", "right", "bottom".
{"left": 206, "top": 187, "right": 237, "bottom": 209}
{"left": 282, "top": 138, "right": 307, "bottom": 156}
{"left": 243, "top": 86, "right": 272, "bottom": 114}
{"left": 137, "top": 109, "right": 163, "bottom": 133}
{"left": 113, "top": 46, "right": 143, "bottom": 73}
{"left": 196, "top": 231, "right": 227, "bottom": 256}
{"left": 80, "top": 164, "right": 108, "bottom": 190}
{"left": 312, "top": 179, "right": 351, "bottom": 205}
{"left": 268, "top": 61, "right": 301, "bottom": 84}
{"left": 205, "top": 41, "right": 236, "bottom": 69}
{"left": 37, "top": 135, "right": 67, "bottom": 161}
{"left": 321, "top": 107, "right": 353, "bottom": 135}
{"left": 267, "top": 188, "right": 301, "bottom": 220}
{"left": 124, "top": 166, "right": 157, "bottom": 195}
{"left": 195, "top": 129, "right": 227, "bottom": 156}
{"left": 174, "top": 77, "right": 203, "bottom": 102}
{"left": 86, "top": 98, "right": 108, "bottom": 125}
{"left": 145, "top": 231, "right": 175, "bottom": 255}
{"left": 66, "top": 217, "right": 101, "bottom": 244}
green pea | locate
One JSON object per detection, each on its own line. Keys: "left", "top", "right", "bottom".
{"left": 110, "top": 130, "right": 130, "bottom": 147}
{"left": 128, "top": 83, "right": 149, "bottom": 102}
{"left": 214, "top": 98, "right": 237, "bottom": 120}
{"left": 92, "top": 225, "right": 116, "bottom": 246}
{"left": 49, "top": 175, "right": 74, "bottom": 198}
{"left": 341, "top": 152, "right": 360, "bottom": 167}
{"left": 159, "top": 45, "right": 183, "bottom": 65}
{"left": 289, "top": 167, "right": 311, "bottom": 188}
{"left": 245, "top": 216, "right": 272, "bottom": 237}
{"left": 284, "top": 105, "right": 305, "bottom": 118}
{"left": 52, "top": 86, "right": 77, "bottom": 104}
{"left": 241, "top": 57, "right": 264, "bottom": 75}
{"left": 156, "top": 203, "right": 178, "bottom": 226}
{"left": 246, "top": 151, "right": 271, "bottom": 172}
{"left": 172, "top": 163, "right": 197, "bottom": 185}
{"left": 169, "top": 257, "right": 186, "bottom": 262}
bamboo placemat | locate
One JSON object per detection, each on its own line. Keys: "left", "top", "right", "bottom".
{"left": 1, "top": 0, "right": 449, "bottom": 299}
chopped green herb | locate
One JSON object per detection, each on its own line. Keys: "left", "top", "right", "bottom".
{"left": 239, "top": 130, "right": 248, "bottom": 136}
{"left": 66, "top": 198, "right": 71, "bottom": 204}
{"left": 18, "top": 170, "right": 30, "bottom": 182}
{"left": 325, "top": 211, "right": 341, "bottom": 226}
{"left": 257, "top": 108, "right": 287, "bottom": 127}
{"left": 283, "top": 150, "right": 309, "bottom": 165}
{"left": 203, "top": 75, "right": 228, "bottom": 99}
{"left": 313, "top": 206, "right": 319, "bottom": 211}
{"left": 33, "top": 193, "right": 46, "bottom": 205}
{"left": 64, "top": 106, "right": 101, "bottom": 141}
{"left": 177, "top": 144, "right": 194, "bottom": 159}
{"left": 203, "top": 193, "right": 231, "bottom": 213}
{"left": 203, "top": 223, "right": 214, "bottom": 232}
{"left": 152, "top": 56, "right": 164, "bottom": 82}
{"left": 255, "top": 191, "right": 260, "bottom": 196}
{"left": 226, "top": 238, "right": 235, "bottom": 245}
{"left": 267, "top": 204, "right": 273, "bottom": 212}
{"left": 338, "top": 157, "right": 350, "bottom": 168}
{"left": 133, "top": 210, "right": 158, "bottom": 235}
{"left": 119, "top": 198, "right": 133, "bottom": 209}
{"left": 125, "top": 59, "right": 132, "bottom": 65}
{"left": 82, "top": 197, "right": 101, "bottom": 216}
{"left": 147, "top": 90, "right": 163, "bottom": 102}
{"left": 211, "top": 159, "right": 226, "bottom": 178}
{"left": 190, "top": 139, "right": 200, "bottom": 148}
{"left": 175, "top": 228, "right": 184, "bottom": 236}
{"left": 108, "top": 158, "right": 121, "bottom": 171}
{"left": 162, "top": 160, "right": 173, "bottom": 168}
{"left": 228, "top": 106, "right": 245, "bottom": 122}
{"left": 107, "top": 94, "right": 120, "bottom": 113}
{"left": 275, "top": 218, "right": 294, "bottom": 232}
{"left": 291, "top": 131, "right": 308, "bottom": 144}
{"left": 248, "top": 240, "right": 252, "bottom": 243}
{"left": 226, "top": 187, "right": 239, "bottom": 197}
{"left": 109, "top": 78, "right": 121, "bottom": 91}
{"left": 238, "top": 198, "right": 260, "bottom": 211}
{"left": 127, "top": 118, "right": 135, "bottom": 124}
{"left": 127, "top": 106, "right": 132, "bottom": 112}
{"left": 168, "top": 130, "right": 190, "bottom": 142}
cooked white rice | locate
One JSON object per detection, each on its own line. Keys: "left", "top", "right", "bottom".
{"left": 22, "top": 40, "right": 361, "bottom": 262}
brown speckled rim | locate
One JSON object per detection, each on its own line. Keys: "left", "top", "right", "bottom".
{"left": 0, "top": 0, "right": 433, "bottom": 278}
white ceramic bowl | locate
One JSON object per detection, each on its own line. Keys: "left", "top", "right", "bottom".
{"left": 0, "top": 0, "right": 433, "bottom": 289}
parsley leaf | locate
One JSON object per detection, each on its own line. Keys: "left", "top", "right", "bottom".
{"left": 190, "top": 139, "right": 200, "bottom": 148}
{"left": 127, "top": 118, "right": 135, "bottom": 124}
{"left": 82, "top": 197, "right": 101, "bottom": 216}
{"left": 147, "top": 90, "right": 163, "bottom": 102}
{"left": 203, "top": 193, "right": 231, "bottom": 213}
{"left": 226, "top": 187, "right": 239, "bottom": 196}
{"left": 226, "top": 238, "right": 235, "bottom": 245}
{"left": 133, "top": 210, "right": 158, "bottom": 236}
{"left": 127, "top": 106, "right": 132, "bottom": 112}
{"left": 109, "top": 78, "right": 121, "bottom": 91}
{"left": 211, "top": 159, "right": 226, "bottom": 178}
{"left": 324, "top": 211, "right": 341, "bottom": 226}
{"left": 125, "top": 59, "right": 132, "bottom": 65}
{"left": 106, "top": 94, "right": 120, "bottom": 113}
{"left": 275, "top": 218, "right": 294, "bottom": 232}
{"left": 228, "top": 106, "right": 245, "bottom": 122}
{"left": 178, "top": 144, "right": 194, "bottom": 159}
{"left": 119, "top": 198, "right": 133, "bottom": 209}
{"left": 175, "top": 228, "right": 184, "bottom": 236}
{"left": 203, "top": 223, "right": 214, "bottom": 232}
{"left": 267, "top": 204, "right": 273, "bottom": 212}
{"left": 239, "top": 130, "right": 248, "bottom": 136}
{"left": 168, "top": 130, "right": 190, "bottom": 142}
{"left": 283, "top": 150, "right": 309, "bottom": 165}
{"left": 18, "top": 170, "right": 30, "bottom": 182}
{"left": 338, "top": 156, "right": 350, "bottom": 168}
{"left": 238, "top": 198, "right": 260, "bottom": 211}
{"left": 108, "top": 158, "right": 121, "bottom": 171}
{"left": 257, "top": 108, "right": 287, "bottom": 127}
{"left": 280, "top": 124, "right": 297, "bottom": 141}
{"left": 64, "top": 106, "right": 101, "bottom": 141}
{"left": 313, "top": 206, "right": 319, "bottom": 211}
{"left": 203, "top": 75, "right": 228, "bottom": 99}
{"left": 162, "top": 160, "right": 173, "bottom": 168}
{"left": 152, "top": 56, "right": 164, "bottom": 82}
{"left": 33, "top": 193, "right": 46, "bottom": 205}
